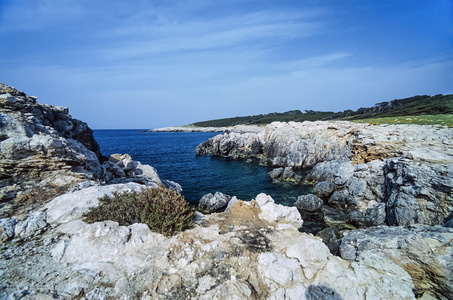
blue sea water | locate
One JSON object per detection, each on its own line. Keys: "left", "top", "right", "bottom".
{"left": 93, "top": 130, "right": 312, "bottom": 206}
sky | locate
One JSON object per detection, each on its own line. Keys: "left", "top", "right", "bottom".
{"left": 0, "top": 0, "right": 452, "bottom": 129}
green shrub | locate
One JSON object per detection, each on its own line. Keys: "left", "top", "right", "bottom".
{"left": 82, "top": 185, "right": 196, "bottom": 236}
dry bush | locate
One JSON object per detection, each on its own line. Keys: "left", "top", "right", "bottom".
{"left": 83, "top": 185, "right": 195, "bottom": 236}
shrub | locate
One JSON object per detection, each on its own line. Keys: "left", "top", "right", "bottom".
{"left": 82, "top": 185, "right": 195, "bottom": 236}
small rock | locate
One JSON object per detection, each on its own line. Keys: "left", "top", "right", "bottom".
{"left": 294, "top": 194, "right": 323, "bottom": 212}
{"left": 198, "top": 192, "right": 232, "bottom": 212}
{"left": 314, "top": 181, "right": 336, "bottom": 198}
{"left": 268, "top": 168, "right": 284, "bottom": 179}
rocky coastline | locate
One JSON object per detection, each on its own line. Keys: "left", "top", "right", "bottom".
{"left": 1, "top": 83, "right": 452, "bottom": 299}
{"left": 196, "top": 121, "right": 453, "bottom": 230}
{"left": 148, "top": 125, "right": 264, "bottom": 133}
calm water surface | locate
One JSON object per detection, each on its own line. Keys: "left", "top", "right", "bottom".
{"left": 93, "top": 130, "right": 312, "bottom": 206}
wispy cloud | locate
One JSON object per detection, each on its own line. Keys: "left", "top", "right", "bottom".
{"left": 102, "top": 10, "right": 321, "bottom": 61}
{"left": 0, "top": 0, "right": 452, "bottom": 128}
{"left": 274, "top": 53, "right": 352, "bottom": 73}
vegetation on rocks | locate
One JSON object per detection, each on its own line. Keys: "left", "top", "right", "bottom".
{"left": 82, "top": 185, "right": 195, "bottom": 236}
{"left": 352, "top": 113, "right": 453, "bottom": 126}
{"left": 190, "top": 93, "right": 453, "bottom": 127}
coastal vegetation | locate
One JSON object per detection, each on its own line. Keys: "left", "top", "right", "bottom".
{"left": 190, "top": 93, "right": 453, "bottom": 127}
{"left": 353, "top": 114, "right": 453, "bottom": 127}
{"left": 82, "top": 185, "right": 195, "bottom": 236}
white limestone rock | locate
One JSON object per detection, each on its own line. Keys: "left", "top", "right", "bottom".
{"left": 257, "top": 252, "right": 303, "bottom": 289}
{"left": 255, "top": 193, "right": 303, "bottom": 228}
{"left": 13, "top": 211, "right": 48, "bottom": 239}
{"left": 269, "top": 285, "right": 308, "bottom": 300}
{"left": 0, "top": 218, "right": 17, "bottom": 242}
{"left": 285, "top": 238, "right": 331, "bottom": 280}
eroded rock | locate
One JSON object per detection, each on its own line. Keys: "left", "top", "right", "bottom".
{"left": 340, "top": 225, "right": 453, "bottom": 299}
{"left": 198, "top": 191, "right": 232, "bottom": 212}
{"left": 385, "top": 158, "right": 453, "bottom": 226}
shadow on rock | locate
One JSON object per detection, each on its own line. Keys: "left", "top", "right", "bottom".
{"left": 306, "top": 285, "right": 343, "bottom": 300}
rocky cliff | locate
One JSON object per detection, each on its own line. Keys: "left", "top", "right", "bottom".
{"left": 0, "top": 83, "right": 101, "bottom": 217}
{"left": 196, "top": 121, "right": 453, "bottom": 231}
{"left": 1, "top": 84, "right": 452, "bottom": 299}
{"left": 196, "top": 121, "right": 452, "bottom": 168}
{"left": 0, "top": 83, "right": 165, "bottom": 218}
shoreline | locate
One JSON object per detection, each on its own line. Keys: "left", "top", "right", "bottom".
{"left": 147, "top": 126, "right": 228, "bottom": 132}
{"left": 148, "top": 124, "right": 265, "bottom": 133}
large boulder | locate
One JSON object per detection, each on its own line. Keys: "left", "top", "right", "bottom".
{"left": 100, "top": 153, "right": 163, "bottom": 186}
{"left": 196, "top": 132, "right": 265, "bottom": 159}
{"left": 306, "top": 159, "right": 387, "bottom": 229}
{"left": 198, "top": 191, "right": 232, "bottom": 212}
{"left": 385, "top": 158, "right": 453, "bottom": 226}
{"left": 306, "top": 155, "right": 453, "bottom": 229}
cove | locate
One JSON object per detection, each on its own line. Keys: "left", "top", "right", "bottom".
{"left": 93, "top": 130, "right": 312, "bottom": 206}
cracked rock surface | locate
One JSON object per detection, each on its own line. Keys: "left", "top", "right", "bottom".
{"left": 1, "top": 188, "right": 420, "bottom": 299}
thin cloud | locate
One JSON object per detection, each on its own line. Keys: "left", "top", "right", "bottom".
{"left": 103, "top": 11, "right": 322, "bottom": 61}
{"left": 274, "top": 53, "right": 353, "bottom": 72}
{"left": 0, "top": 1, "right": 451, "bottom": 129}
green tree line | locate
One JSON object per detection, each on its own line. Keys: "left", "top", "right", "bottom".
{"left": 190, "top": 94, "right": 453, "bottom": 127}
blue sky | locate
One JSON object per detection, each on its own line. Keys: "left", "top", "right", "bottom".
{"left": 1, "top": 0, "right": 452, "bottom": 129}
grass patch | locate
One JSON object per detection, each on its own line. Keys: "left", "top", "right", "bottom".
{"left": 352, "top": 114, "right": 453, "bottom": 126}
{"left": 82, "top": 185, "right": 196, "bottom": 236}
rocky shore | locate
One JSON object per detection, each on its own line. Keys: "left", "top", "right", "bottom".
{"left": 148, "top": 125, "right": 264, "bottom": 133}
{"left": 1, "top": 83, "right": 452, "bottom": 299}
{"left": 196, "top": 121, "right": 453, "bottom": 231}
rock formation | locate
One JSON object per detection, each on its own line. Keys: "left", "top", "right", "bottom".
{"left": 198, "top": 191, "right": 232, "bottom": 213}
{"left": 2, "top": 189, "right": 421, "bottom": 299}
{"left": 0, "top": 84, "right": 177, "bottom": 218}
{"left": 196, "top": 121, "right": 361, "bottom": 167}
{"left": 269, "top": 167, "right": 303, "bottom": 184}
{"left": 196, "top": 121, "right": 453, "bottom": 230}
{"left": 1, "top": 83, "right": 452, "bottom": 299}
{"left": 0, "top": 83, "right": 101, "bottom": 217}
{"left": 340, "top": 225, "right": 453, "bottom": 299}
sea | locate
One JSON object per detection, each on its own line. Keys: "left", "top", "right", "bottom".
{"left": 93, "top": 130, "right": 312, "bottom": 207}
